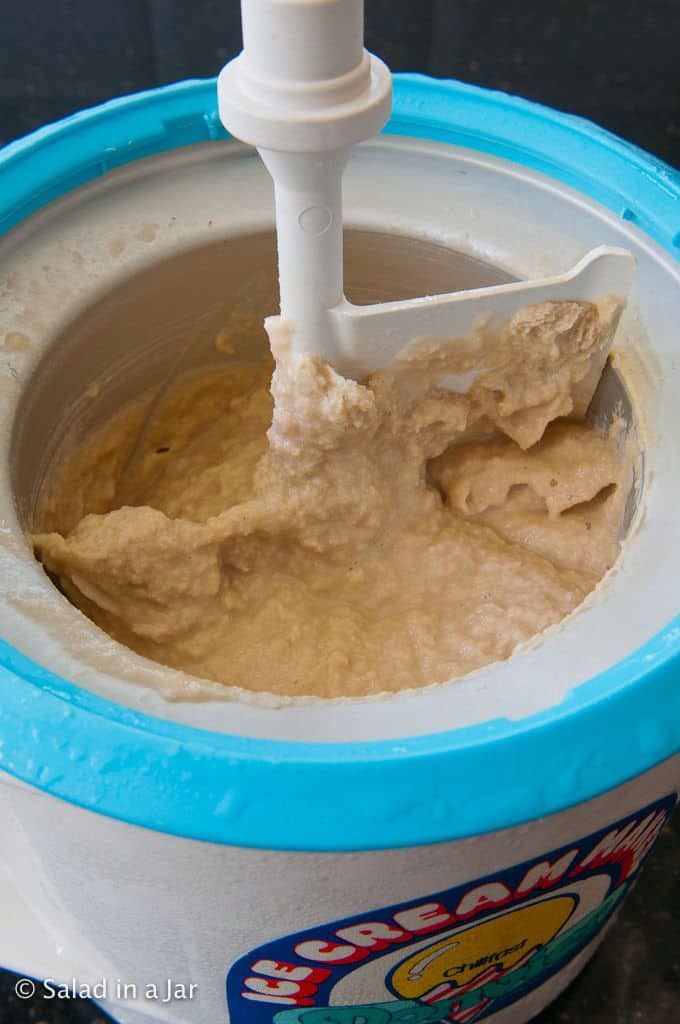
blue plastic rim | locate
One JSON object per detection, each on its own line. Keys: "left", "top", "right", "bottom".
{"left": 0, "top": 76, "right": 679, "bottom": 851}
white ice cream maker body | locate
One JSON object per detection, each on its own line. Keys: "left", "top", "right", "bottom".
{"left": 0, "top": 60, "right": 678, "bottom": 1024}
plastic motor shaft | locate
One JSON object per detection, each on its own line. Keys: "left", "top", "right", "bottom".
{"left": 218, "top": 0, "right": 392, "bottom": 359}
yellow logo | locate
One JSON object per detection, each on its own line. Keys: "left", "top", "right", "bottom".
{"left": 390, "top": 896, "right": 577, "bottom": 1000}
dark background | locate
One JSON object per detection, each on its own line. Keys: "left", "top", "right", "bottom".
{"left": 1, "top": 0, "right": 679, "bottom": 166}
{"left": 0, "top": 1, "right": 678, "bottom": 1021}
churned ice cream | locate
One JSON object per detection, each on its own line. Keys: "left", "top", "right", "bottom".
{"left": 33, "top": 296, "right": 629, "bottom": 698}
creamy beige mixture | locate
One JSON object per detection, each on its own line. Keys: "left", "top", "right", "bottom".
{"left": 34, "top": 297, "right": 629, "bottom": 698}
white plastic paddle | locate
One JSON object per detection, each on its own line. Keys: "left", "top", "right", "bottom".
{"left": 218, "top": 0, "right": 634, "bottom": 380}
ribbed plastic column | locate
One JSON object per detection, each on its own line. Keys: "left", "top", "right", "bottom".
{"left": 218, "top": 0, "right": 392, "bottom": 358}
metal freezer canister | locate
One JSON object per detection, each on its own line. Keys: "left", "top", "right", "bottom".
{"left": 0, "top": 76, "right": 679, "bottom": 1024}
